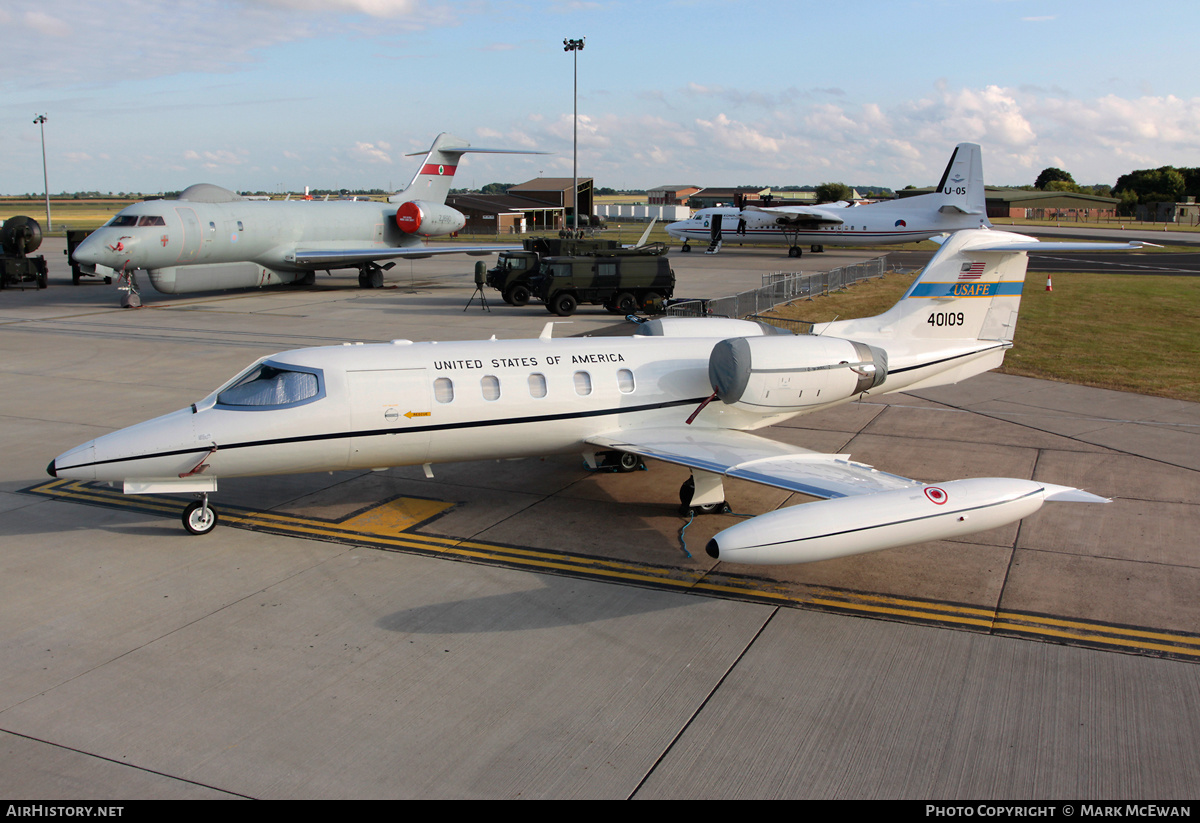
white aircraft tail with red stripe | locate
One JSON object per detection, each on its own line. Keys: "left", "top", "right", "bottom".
{"left": 390, "top": 133, "right": 546, "bottom": 205}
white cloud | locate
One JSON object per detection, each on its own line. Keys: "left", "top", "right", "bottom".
{"left": 350, "top": 141, "right": 395, "bottom": 164}
{"left": 23, "top": 10, "right": 71, "bottom": 36}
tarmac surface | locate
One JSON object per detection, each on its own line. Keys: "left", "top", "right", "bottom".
{"left": 1, "top": 239, "right": 1197, "bottom": 799}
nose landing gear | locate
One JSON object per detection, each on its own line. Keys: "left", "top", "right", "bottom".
{"left": 182, "top": 494, "right": 218, "bottom": 535}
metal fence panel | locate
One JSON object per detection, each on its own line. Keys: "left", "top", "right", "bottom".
{"left": 669, "top": 255, "right": 888, "bottom": 323}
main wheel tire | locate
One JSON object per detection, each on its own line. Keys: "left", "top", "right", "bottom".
{"left": 182, "top": 501, "right": 218, "bottom": 535}
{"left": 551, "top": 292, "right": 577, "bottom": 317}
{"left": 678, "top": 477, "right": 723, "bottom": 515}
{"left": 505, "top": 283, "right": 531, "bottom": 306}
{"left": 616, "top": 452, "right": 640, "bottom": 472}
{"left": 788, "top": 246, "right": 802, "bottom": 258}
{"left": 613, "top": 292, "right": 638, "bottom": 314}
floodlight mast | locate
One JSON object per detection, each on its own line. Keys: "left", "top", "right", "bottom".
{"left": 563, "top": 37, "right": 585, "bottom": 233}
{"left": 33, "top": 114, "right": 50, "bottom": 231}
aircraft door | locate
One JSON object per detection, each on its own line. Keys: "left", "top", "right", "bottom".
{"left": 710, "top": 213, "right": 723, "bottom": 242}
{"left": 175, "top": 207, "right": 201, "bottom": 262}
{"left": 347, "top": 368, "right": 431, "bottom": 469}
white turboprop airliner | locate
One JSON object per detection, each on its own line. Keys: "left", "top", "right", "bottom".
{"left": 666, "top": 143, "right": 990, "bottom": 258}
{"left": 71, "top": 133, "right": 543, "bottom": 294}
{"left": 49, "top": 229, "right": 1143, "bottom": 564}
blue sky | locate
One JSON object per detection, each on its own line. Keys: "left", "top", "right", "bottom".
{"left": 4, "top": 0, "right": 1199, "bottom": 195}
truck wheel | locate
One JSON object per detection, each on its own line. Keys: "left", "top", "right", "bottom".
{"left": 551, "top": 292, "right": 577, "bottom": 317}
{"left": 505, "top": 283, "right": 531, "bottom": 306}
{"left": 642, "top": 291, "right": 663, "bottom": 314}
{"left": 613, "top": 292, "right": 637, "bottom": 314}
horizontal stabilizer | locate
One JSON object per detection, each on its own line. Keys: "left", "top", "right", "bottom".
{"left": 938, "top": 205, "right": 984, "bottom": 215}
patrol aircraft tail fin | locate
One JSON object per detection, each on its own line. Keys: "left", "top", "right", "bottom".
{"left": 391, "top": 133, "right": 548, "bottom": 205}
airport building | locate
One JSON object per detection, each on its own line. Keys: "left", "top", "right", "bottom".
{"left": 899, "top": 186, "right": 1120, "bottom": 221}
{"left": 446, "top": 178, "right": 594, "bottom": 233}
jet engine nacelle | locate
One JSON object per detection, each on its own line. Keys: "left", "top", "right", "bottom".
{"left": 707, "top": 335, "right": 887, "bottom": 414}
{"left": 708, "top": 478, "right": 1055, "bottom": 564}
{"left": 394, "top": 200, "right": 466, "bottom": 237}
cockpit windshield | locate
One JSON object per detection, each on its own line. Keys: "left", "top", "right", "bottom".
{"left": 215, "top": 362, "right": 323, "bottom": 410}
{"left": 108, "top": 215, "right": 139, "bottom": 227}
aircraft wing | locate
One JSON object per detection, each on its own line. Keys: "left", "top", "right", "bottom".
{"left": 585, "top": 426, "right": 920, "bottom": 499}
{"left": 743, "top": 205, "right": 845, "bottom": 227}
{"left": 290, "top": 244, "right": 520, "bottom": 267}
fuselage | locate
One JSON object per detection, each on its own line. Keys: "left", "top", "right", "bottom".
{"left": 72, "top": 196, "right": 417, "bottom": 291}
{"left": 47, "top": 318, "right": 1007, "bottom": 492}
{"left": 666, "top": 199, "right": 988, "bottom": 248}
{"left": 49, "top": 335, "right": 729, "bottom": 486}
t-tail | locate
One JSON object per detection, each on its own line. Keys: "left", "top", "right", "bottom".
{"left": 816, "top": 229, "right": 1148, "bottom": 393}
{"left": 389, "top": 133, "right": 546, "bottom": 205}
{"left": 931, "top": 142, "right": 987, "bottom": 222}
{"left": 888, "top": 143, "right": 989, "bottom": 230}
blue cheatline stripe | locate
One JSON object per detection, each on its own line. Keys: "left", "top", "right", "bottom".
{"left": 906, "top": 282, "right": 1024, "bottom": 299}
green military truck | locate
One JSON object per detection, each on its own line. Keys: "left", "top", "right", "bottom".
{"left": 532, "top": 247, "right": 675, "bottom": 316}
{"left": 486, "top": 236, "right": 630, "bottom": 306}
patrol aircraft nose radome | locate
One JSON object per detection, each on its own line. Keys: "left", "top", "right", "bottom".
{"left": 73, "top": 229, "right": 140, "bottom": 268}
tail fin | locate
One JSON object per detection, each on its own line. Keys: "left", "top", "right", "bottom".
{"left": 823, "top": 230, "right": 1036, "bottom": 344}
{"left": 818, "top": 228, "right": 1146, "bottom": 390}
{"left": 390, "top": 133, "right": 548, "bottom": 205}
{"left": 930, "top": 143, "right": 987, "bottom": 221}
{"left": 825, "top": 230, "right": 1148, "bottom": 342}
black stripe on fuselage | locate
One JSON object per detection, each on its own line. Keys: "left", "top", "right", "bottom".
{"left": 58, "top": 395, "right": 711, "bottom": 473}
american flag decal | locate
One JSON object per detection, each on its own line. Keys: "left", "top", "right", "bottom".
{"left": 958, "top": 262, "right": 985, "bottom": 280}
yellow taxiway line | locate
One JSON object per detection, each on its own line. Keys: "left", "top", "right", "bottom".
{"left": 25, "top": 478, "right": 1200, "bottom": 663}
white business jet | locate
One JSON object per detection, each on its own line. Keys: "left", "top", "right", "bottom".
{"left": 71, "top": 133, "right": 543, "bottom": 294}
{"left": 49, "top": 229, "right": 1142, "bottom": 564}
{"left": 666, "top": 143, "right": 989, "bottom": 258}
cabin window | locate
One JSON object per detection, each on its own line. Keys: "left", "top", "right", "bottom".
{"left": 596, "top": 262, "right": 617, "bottom": 278}
{"left": 481, "top": 375, "right": 501, "bottom": 401}
{"left": 573, "top": 371, "right": 592, "bottom": 396}
{"left": 237, "top": 221, "right": 244, "bottom": 231}
{"left": 208, "top": 221, "right": 216, "bottom": 234}
{"left": 215, "top": 362, "right": 323, "bottom": 410}
{"left": 528, "top": 373, "right": 547, "bottom": 398}
{"left": 434, "top": 377, "right": 454, "bottom": 404}
{"left": 617, "top": 369, "right": 635, "bottom": 393}
{"left": 137, "top": 215, "right": 166, "bottom": 227}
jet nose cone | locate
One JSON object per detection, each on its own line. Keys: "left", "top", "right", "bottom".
{"left": 74, "top": 231, "right": 140, "bottom": 267}
{"left": 71, "top": 236, "right": 101, "bottom": 266}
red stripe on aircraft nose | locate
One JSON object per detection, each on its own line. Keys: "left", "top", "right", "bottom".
{"left": 419, "top": 163, "right": 457, "bottom": 176}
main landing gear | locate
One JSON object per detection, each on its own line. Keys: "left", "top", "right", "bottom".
{"left": 679, "top": 475, "right": 729, "bottom": 517}
{"left": 357, "top": 261, "right": 395, "bottom": 288}
{"left": 588, "top": 450, "right": 645, "bottom": 473}
{"left": 182, "top": 494, "right": 218, "bottom": 535}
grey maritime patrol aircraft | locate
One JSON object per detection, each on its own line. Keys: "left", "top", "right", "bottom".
{"left": 72, "top": 133, "right": 543, "bottom": 294}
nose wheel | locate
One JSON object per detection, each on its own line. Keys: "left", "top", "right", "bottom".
{"left": 182, "top": 495, "right": 219, "bottom": 535}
